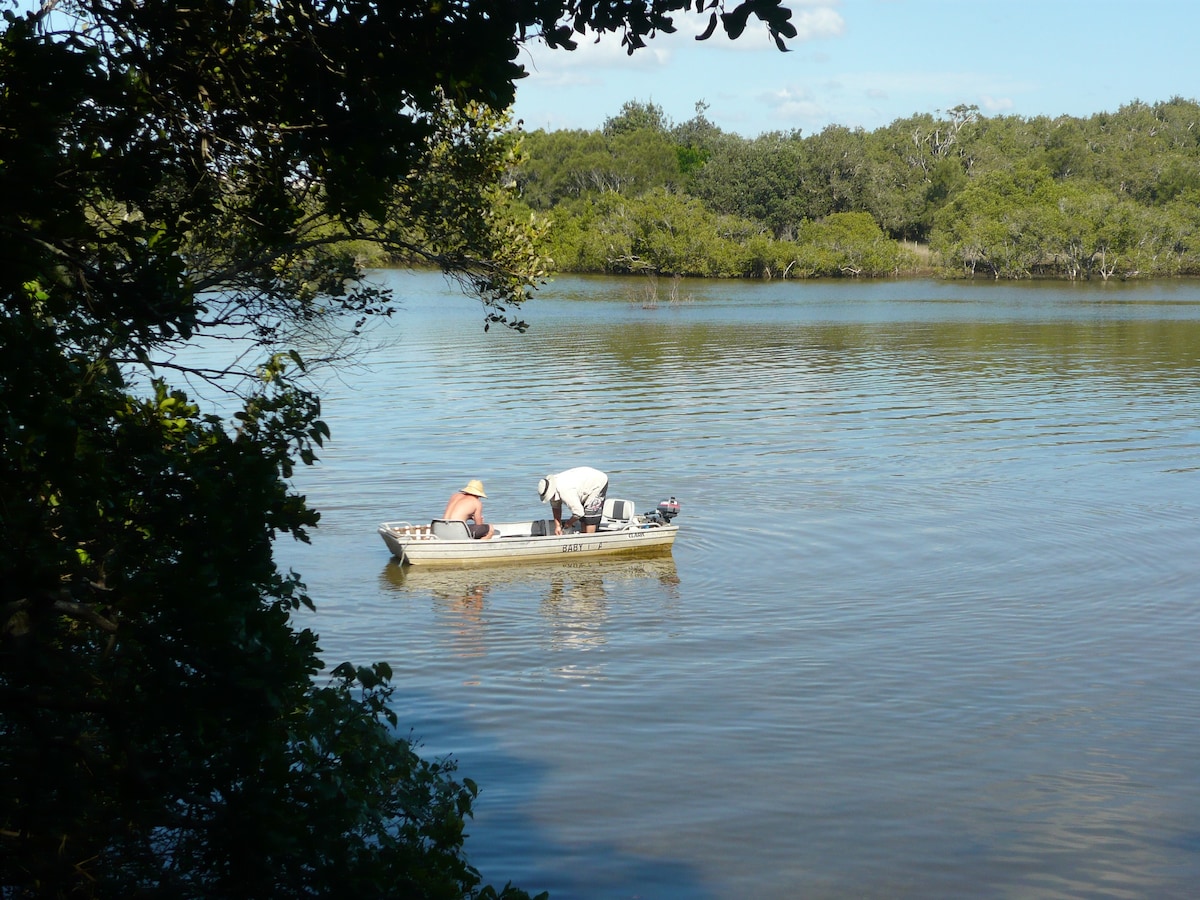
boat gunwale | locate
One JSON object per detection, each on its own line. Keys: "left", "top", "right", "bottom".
{"left": 377, "top": 517, "right": 679, "bottom": 566}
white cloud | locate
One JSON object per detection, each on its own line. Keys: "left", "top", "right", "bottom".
{"left": 517, "top": 0, "right": 845, "bottom": 73}
{"left": 688, "top": 2, "right": 846, "bottom": 51}
{"left": 800, "top": 70, "right": 1032, "bottom": 116}
{"left": 793, "top": 6, "right": 847, "bottom": 42}
{"left": 516, "top": 33, "right": 672, "bottom": 80}
{"left": 760, "top": 85, "right": 827, "bottom": 125}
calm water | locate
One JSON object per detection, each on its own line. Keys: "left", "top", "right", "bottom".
{"left": 276, "top": 272, "right": 1200, "bottom": 899}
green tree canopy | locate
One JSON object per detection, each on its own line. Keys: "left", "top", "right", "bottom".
{"left": 517, "top": 124, "right": 682, "bottom": 209}
{"left": 514, "top": 93, "right": 1200, "bottom": 279}
{"left": 690, "top": 130, "right": 809, "bottom": 238}
{"left": 603, "top": 99, "right": 670, "bottom": 136}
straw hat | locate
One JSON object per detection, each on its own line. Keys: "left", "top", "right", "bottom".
{"left": 461, "top": 479, "right": 487, "bottom": 498}
{"left": 537, "top": 475, "right": 555, "bottom": 502}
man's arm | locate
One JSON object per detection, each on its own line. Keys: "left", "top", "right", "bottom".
{"left": 558, "top": 487, "right": 585, "bottom": 518}
{"left": 551, "top": 499, "right": 577, "bottom": 534}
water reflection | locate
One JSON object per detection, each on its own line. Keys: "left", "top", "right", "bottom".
{"left": 380, "top": 551, "right": 679, "bottom": 596}
{"left": 379, "top": 553, "right": 680, "bottom": 655}
{"left": 540, "top": 567, "right": 608, "bottom": 650}
{"left": 299, "top": 273, "right": 1200, "bottom": 898}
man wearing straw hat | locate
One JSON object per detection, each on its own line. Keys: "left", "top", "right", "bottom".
{"left": 441, "top": 479, "right": 495, "bottom": 539}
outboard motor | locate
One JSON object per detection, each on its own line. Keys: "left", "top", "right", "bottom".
{"left": 655, "top": 497, "right": 680, "bottom": 522}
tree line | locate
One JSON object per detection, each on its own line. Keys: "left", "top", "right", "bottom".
{"left": 512, "top": 98, "right": 1200, "bottom": 280}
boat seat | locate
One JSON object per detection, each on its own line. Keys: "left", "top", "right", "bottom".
{"left": 530, "top": 518, "right": 582, "bottom": 536}
{"left": 599, "top": 498, "right": 635, "bottom": 530}
{"left": 430, "top": 519, "right": 472, "bottom": 540}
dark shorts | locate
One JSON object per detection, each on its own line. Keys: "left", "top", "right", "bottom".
{"left": 468, "top": 523, "right": 491, "bottom": 539}
{"left": 580, "top": 481, "right": 609, "bottom": 528}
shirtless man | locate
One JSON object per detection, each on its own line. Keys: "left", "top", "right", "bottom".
{"left": 441, "top": 479, "right": 495, "bottom": 539}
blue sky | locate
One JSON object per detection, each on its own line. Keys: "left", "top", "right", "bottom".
{"left": 510, "top": 0, "right": 1199, "bottom": 136}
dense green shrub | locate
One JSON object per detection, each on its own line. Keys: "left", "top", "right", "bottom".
{"left": 519, "top": 96, "right": 1200, "bottom": 279}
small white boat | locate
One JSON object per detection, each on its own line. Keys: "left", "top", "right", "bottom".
{"left": 378, "top": 498, "right": 680, "bottom": 566}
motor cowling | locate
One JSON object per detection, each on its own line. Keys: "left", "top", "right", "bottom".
{"left": 656, "top": 497, "right": 680, "bottom": 521}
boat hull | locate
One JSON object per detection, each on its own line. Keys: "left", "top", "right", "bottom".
{"left": 378, "top": 518, "right": 678, "bottom": 566}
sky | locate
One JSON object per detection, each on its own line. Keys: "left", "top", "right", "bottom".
{"left": 509, "top": 0, "right": 1200, "bottom": 137}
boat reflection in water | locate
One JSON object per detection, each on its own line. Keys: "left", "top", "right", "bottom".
{"left": 379, "top": 552, "right": 681, "bottom": 656}
{"left": 380, "top": 551, "right": 680, "bottom": 600}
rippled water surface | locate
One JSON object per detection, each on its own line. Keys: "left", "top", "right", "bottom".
{"left": 278, "top": 273, "right": 1200, "bottom": 899}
